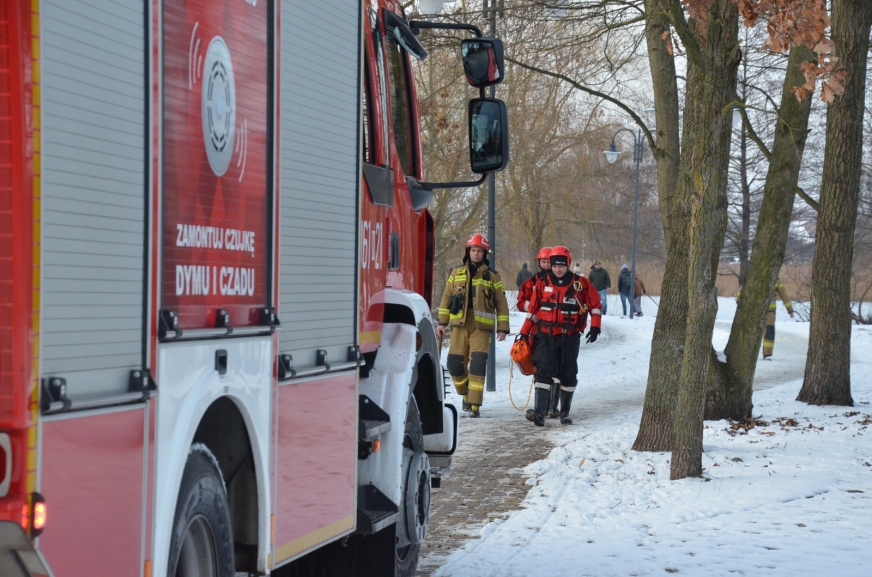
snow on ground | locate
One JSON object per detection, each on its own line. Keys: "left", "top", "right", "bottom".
{"left": 436, "top": 296, "right": 872, "bottom": 576}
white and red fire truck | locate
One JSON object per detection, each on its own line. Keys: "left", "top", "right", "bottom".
{"left": 0, "top": 0, "right": 507, "bottom": 575}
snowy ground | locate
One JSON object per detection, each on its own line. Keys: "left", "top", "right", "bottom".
{"left": 435, "top": 296, "right": 872, "bottom": 576}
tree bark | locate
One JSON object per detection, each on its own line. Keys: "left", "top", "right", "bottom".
{"left": 706, "top": 45, "right": 817, "bottom": 420}
{"left": 669, "top": 0, "right": 739, "bottom": 480}
{"left": 632, "top": 0, "right": 684, "bottom": 452}
{"left": 798, "top": 0, "right": 872, "bottom": 406}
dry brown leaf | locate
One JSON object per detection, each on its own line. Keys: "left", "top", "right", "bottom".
{"left": 579, "top": 458, "right": 586, "bottom": 468}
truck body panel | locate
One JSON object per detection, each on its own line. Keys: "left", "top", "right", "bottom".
{"left": 273, "top": 372, "right": 357, "bottom": 564}
{"left": 39, "top": 406, "right": 147, "bottom": 577}
{"left": 1, "top": 1, "right": 465, "bottom": 574}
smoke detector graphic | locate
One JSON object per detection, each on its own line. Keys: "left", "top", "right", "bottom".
{"left": 201, "top": 36, "right": 236, "bottom": 176}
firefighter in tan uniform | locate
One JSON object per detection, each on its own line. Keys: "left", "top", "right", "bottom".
{"left": 763, "top": 279, "right": 794, "bottom": 359}
{"left": 436, "top": 234, "right": 510, "bottom": 417}
{"left": 737, "top": 278, "right": 795, "bottom": 359}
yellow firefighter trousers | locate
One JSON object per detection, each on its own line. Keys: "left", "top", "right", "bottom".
{"left": 763, "top": 310, "right": 776, "bottom": 356}
{"left": 445, "top": 312, "right": 492, "bottom": 406}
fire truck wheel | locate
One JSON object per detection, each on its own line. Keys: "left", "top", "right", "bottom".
{"left": 168, "top": 448, "right": 235, "bottom": 577}
{"left": 396, "top": 396, "right": 431, "bottom": 577}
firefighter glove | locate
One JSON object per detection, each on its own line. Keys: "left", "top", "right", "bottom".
{"left": 585, "top": 327, "right": 600, "bottom": 343}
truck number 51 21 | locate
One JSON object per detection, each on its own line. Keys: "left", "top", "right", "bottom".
{"left": 361, "top": 221, "right": 383, "bottom": 270}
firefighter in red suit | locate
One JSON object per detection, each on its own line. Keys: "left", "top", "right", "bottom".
{"left": 516, "top": 247, "right": 551, "bottom": 312}
{"left": 519, "top": 246, "right": 602, "bottom": 426}
{"left": 518, "top": 247, "right": 562, "bottom": 418}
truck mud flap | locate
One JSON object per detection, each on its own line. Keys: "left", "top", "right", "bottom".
{"left": 0, "top": 522, "right": 52, "bottom": 577}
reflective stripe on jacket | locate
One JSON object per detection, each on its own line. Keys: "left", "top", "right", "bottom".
{"left": 736, "top": 280, "right": 794, "bottom": 313}
{"left": 438, "top": 263, "right": 511, "bottom": 333}
{"left": 770, "top": 281, "right": 793, "bottom": 313}
{"left": 521, "top": 273, "right": 602, "bottom": 336}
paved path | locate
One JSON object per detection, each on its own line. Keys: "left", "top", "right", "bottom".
{"left": 416, "top": 406, "right": 556, "bottom": 576}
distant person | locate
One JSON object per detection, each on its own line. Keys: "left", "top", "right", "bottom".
{"left": 763, "top": 279, "right": 794, "bottom": 359}
{"left": 588, "top": 261, "right": 611, "bottom": 315}
{"left": 517, "top": 248, "right": 551, "bottom": 312}
{"left": 573, "top": 263, "right": 583, "bottom": 277}
{"left": 738, "top": 279, "right": 795, "bottom": 360}
{"left": 516, "top": 262, "right": 533, "bottom": 289}
{"left": 633, "top": 274, "right": 647, "bottom": 317}
{"left": 618, "top": 264, "right": 633, "bottom": 316}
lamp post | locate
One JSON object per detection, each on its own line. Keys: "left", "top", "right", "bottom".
{"left": 483, "top": 0, "right": 503, "bottom": 392}
{"left": 603, "top": 111, "right": 652, "bottom": 318}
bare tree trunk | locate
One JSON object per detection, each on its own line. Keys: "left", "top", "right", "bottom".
{"left": 799, "top": 0, "right": 872, "bottom": 406}
{"left": 706, "top": 45, "right": 817, "bottom": 420}
{"left": 738, "top": 118, "right": 751, "bottom": 287}
{"left": 632, "top": 0, "right": 683, "bottom": 452}
{"left": 670, "top": 0, "right": 739, "bottom": 480}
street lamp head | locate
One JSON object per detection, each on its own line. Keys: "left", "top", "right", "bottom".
{"left": 603, "top": 144, "right": 621, "bottom": 164}
{"left": 644, "top": 107, "right": 656, "bottom": 130}
{"left": 419, "top": 0, "right": 448, "bottom": 14}
{"left": 732, "top": 105, "right": 742, "bottom": 129}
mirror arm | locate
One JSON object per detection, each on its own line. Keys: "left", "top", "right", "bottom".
{"left": 408, "top": 20, "right": 484, "bottom": 37}
{"left": 412, "top": 174, "right": 487, "bottom": 191}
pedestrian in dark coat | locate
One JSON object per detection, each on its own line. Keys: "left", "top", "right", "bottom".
{"left": 618, "top": 264, "right": 633, "bottom": 316}
{"left": 516, "top": 263, "right": 533, "bottom": 289}
{"left": 588, "top": 261, "right": 611, "bottom": 315}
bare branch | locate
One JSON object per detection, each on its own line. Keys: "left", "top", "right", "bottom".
{"left": 795, "top": 186, "right": 820, "bottom": 212}
{"left": 506, "top": 55, "right": 658, "bottom": 152}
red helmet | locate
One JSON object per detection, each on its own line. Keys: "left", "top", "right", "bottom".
{"left": 536, "top": 247, "right": 552, "bottom": 260}
{"left": 466, "top": 233, "right": 490, "bottom": 251}
{"left": 550, "top": 245, "right": 572, "bottom": 266}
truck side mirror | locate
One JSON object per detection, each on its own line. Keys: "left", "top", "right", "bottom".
{"left": 461, "top": 38, "right": 504, "bottom": 88}
{"left": 385, "top": 10, "right": 428, "bottom": 61}
{"left": 468, "top": 98, "right": 509, "bottom": 174}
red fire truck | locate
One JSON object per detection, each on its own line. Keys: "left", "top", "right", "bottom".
{"left": 0, "top": 0, "right": 507, "bottom": 575}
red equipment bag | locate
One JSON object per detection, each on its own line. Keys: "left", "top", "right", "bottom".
{"left": 511, "top": 335, "right": 536, "bottom": 376}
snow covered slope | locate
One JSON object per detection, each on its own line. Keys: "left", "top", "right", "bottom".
{"left": 436, "top": 298, "right": 872, "bottom": 576}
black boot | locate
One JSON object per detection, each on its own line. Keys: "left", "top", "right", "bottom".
{"left": 558, "top": 390, "right": 575, "bottom": 425}
{"left": 548, "top": 383, "right": 560, "bottom": 418}
{"left": 525, "top": 388, "right": 549, "bottom": 426}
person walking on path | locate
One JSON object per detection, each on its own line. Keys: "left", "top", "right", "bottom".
{"left": 633, "top": 274, "right": 647, "bottom": 317}
{"left": 588, "top": 261, "right": 611, "bottom": 315}
{"left": 618, "top": 264, "right": 633, "bottom": 316}
{"left": 738, "top": 279, "right": 795, "bottom": 360}
{"left": 515, "top": 263, "right": 533, "bottom": 289}
{"left": 517, "top": 248, "right": 563, "bottom": 418}
{"left": 519, "top": 246, "right": 602, "bottom": 426}
{"left": 762, "top": 279, "right": 794, "bottom": 359}
{"left": 517, "top": 248, "right": 551, "bottom": 312}
{"left": 437, "top": 234, "right": 510, "bottom": 417}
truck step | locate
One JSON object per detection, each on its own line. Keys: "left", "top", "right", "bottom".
{"left": 355, "top": 484, "right": 399, "bottom": 535}
{"left": 359, "top": 395, "right": 390, "bottom": 441}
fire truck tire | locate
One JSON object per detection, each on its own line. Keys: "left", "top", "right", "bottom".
{"left": 167, "top": 447, "right": 235, "bottom": 577}
{"left": 395, "top": 396, "right": 430, "bottom": 577}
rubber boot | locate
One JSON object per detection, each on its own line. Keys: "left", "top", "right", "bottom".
{"left": 462, "top": 395, "right": 472, "bottom": 413}
{"left": 558, "top": 390, "right": 574, "bottom": 425}
{"left": 469, "top": 404, "right": 480, "bottom": 418}
{"left": 548, "top": 383, "right": 560, "bottom": 418}
{"left": 525, "top": 388, "right": 549, "bottom": 427}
